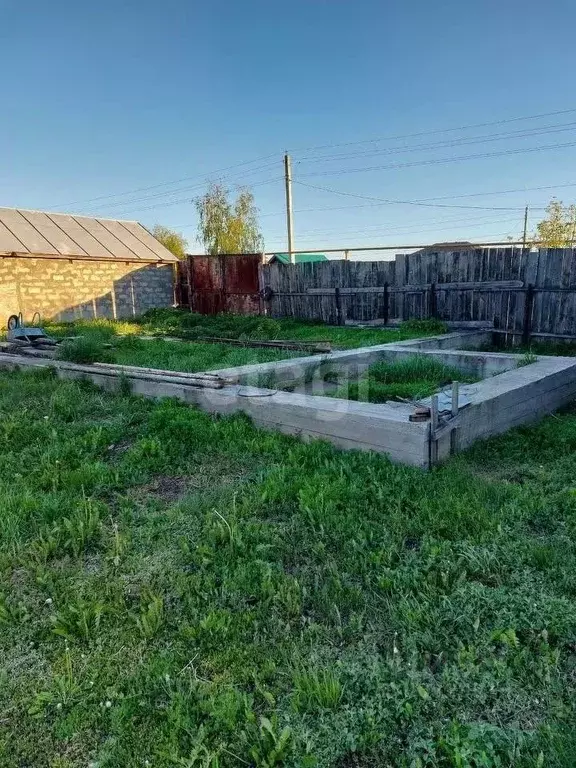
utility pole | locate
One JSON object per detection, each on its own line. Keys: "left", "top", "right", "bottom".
{"left": 284, "top": 153, "right": 294, "bottom": 264}
{"left": 522, "top": 205, "right": 529, "bottom": 249}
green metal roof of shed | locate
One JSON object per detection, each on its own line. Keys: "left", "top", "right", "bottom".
{"left": 269, "top": 252, "right": 328, "bottom": 265}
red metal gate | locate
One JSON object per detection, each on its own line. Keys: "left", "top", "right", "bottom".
{"left": 179, "top": 254, "right": 262, "bottom": 315}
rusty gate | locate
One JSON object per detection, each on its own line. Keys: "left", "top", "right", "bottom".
{"left": 177, "top": 254, "right": 262, "bottom": 315}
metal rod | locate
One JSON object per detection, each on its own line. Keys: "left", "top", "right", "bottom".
{"left": 184, "top": 241, "right": 544, "bottom": 259}
{"left": 258, "top": 240, "right": 543, "bottom": 257}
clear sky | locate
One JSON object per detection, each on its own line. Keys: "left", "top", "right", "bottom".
{"left": 2, "top": 0, "right": 576, "bottom": 257}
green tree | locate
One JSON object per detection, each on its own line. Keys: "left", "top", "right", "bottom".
{"left": 152, "top": 225, "right": 188, "bottom": 258}
{"left": 535, "top": 199, "right": 576, "bottom": 247}
{"left": 195, "top": 182, "right": 264, "bottom": 255}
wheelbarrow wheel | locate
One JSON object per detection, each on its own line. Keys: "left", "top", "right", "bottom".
{"left": 7, "top": 315, "right": 19, "bottom": 331}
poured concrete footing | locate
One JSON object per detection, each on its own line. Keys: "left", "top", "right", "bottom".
{"left": 1, "top": 330, "right": 576, "bottom": 469}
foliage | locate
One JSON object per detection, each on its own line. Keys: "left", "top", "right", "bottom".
{"left": 46, "top": 312, "right": 441, "bottom": 374}
{"left": 517, "top": 351, "right": 538, "bottom": 368}
{"left": 334, "top": 354, "right": 477, "bottom": 403}
{"left": 534, "top": 198, "right": 576, "bottom": 247}
{"left": 57, "top": 336, "right": 113, "bottom": 364}
{"left": 401, "top": 318, "right": 448, "bottom": 334}
{"left": 195, "top": 182, "right": 264, "bottom": 255}
{"left": 152, "top": 225, "right": 188, "bottom": 258}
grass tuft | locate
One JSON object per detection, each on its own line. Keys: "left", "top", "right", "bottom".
{"left": 57, "top": 336, "right": 113, "bottom": 364}
{"left": 334, "top": 354, "right": 477, "bottom": 402}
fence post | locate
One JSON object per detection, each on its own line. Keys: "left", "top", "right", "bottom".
{"left": 334, "top": 287, "right": 344, "bottom": 326}
{"left": 186, "top": 256, "right": 194, "bottom": 313}
{"left": 383, "top": 282, "right": 389, "bottom": 324}
{"left": 428, "top": 282, "right": 437, "bottom": 319}
{"left": 219, "top": 255, "right": 227, "bottom": 313}
{"left": 522, "top": 283, "right": 535, "bottom": 346}
{"left": 173, "top": 262, "right": 182, "bottom": 307}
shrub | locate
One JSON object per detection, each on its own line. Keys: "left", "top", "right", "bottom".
{"left": 401, "top": 318, "right": 448, "bottom": 334}
{"left": 57, "top": 337, "right": 113, "bottom": 365}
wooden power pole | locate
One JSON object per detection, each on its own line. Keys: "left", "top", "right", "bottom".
{"left": 284, "top": 153, "right": 294, "bottom": 264}
{"left": 522, "top": 205, "right": 529, "bottom": 248}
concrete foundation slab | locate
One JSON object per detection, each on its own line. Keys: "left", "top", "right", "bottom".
{"left": 1, "top": 329, "right": 575, "bottom": 469}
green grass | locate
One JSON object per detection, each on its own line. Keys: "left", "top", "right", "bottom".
{"left": 0, "top": 371, "right": 576, "bottom": 765}
{"left": 332, "top": 355, "right": 478, "bottom": 403}
{"left": 112, "top": 336, "right": 302, "bottom": 373}
{"left": 57, "top": 337, "right": 115, "bottom": 365}
{"left": 50, "top": 321, "right": 304, "bottom": 372}
{"left": 46, "top": 312, "right": 446, "bottom": 375}
{"left": 529, "top": 341, "right": 576, "bottom": 357}
{"left": 46, "top": 310, "right": 445, "bottom": 350}
{"left": 472, "top": 339, "right": 576, "bottom": 358}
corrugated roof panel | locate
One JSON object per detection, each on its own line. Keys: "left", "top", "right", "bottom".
{"left": 46, "top": 213, "right": 117, "bottom": 259}
{"left": 0, "top": 219, "right": 27, "bottom": 253}
{"left": 73, "top": 216, "right": 135, "bottom": 260}
{"left": 19, "top": 210, "right": 86, "bottom": 256}
{"left": 97, "top": 219, "right": 160, "bottom": 261}
{"left": 122, "top": 221, "right": 176, "bottom": 261}
{"left": 0, "top": 207, "right": 179, "bottom": 262}
{"left": 0, "top": 208, "right": 59, "bottom": 254}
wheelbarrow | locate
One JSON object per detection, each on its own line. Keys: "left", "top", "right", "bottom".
{"left": 6, "top": 313, "right": 58, "bottom": 347}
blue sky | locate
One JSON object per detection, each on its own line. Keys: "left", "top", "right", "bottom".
{"left": 2, "top": 0, "right": 576, "bottom": 256}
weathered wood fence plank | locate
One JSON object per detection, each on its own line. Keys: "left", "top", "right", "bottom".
{"left": 257, "top": 247, "right": 576, "bottom": 339}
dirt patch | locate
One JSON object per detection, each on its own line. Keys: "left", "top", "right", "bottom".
{"left": 10, "top": 568, "right": 28, "bottom": 588}
{"left": 140, "top": 475, "right": 191, "bottom": 503}
{"left": 106, "top": 438, "right": 133, "bottom": 457}
{"left": 137, "top": 464, "right": 250, "bottom": 505}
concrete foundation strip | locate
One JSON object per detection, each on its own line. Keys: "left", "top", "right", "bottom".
{"left": 1, "top": 330, "right": 576, "bottom": 468}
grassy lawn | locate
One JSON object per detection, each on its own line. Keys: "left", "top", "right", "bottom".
{"left": 1, "top": 367, "right": 576, "bottom": 767}
{"left": 473, "top": 340, "right": 576, "bottom": 358}
{"left": 43, "top": 311, "right": 445, "bottom": 373}
{"left": 330, "top": 356, "right": 478, "bottom": 403}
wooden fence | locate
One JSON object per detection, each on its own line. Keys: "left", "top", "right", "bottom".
{"left": 259, "top": 247, "right": 576, "bottom": 340}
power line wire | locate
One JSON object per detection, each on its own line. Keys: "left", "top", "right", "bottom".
{"left": 265, "top": 214, "right": 521, "bottom": 240}
{"left": 273, "top": 179, "right": 576, "bottom": 216}
{"left": 49, "top": 152, "right": 280, "bottom": 210}
{"left": 92, "top": 176, "right": 282, "bottom": 218}
{"left": 289, "top": 107, "right": 576, "bottom": 154}
{"left": 79, "top": 161, "right": 279, "bottom": 215}
{"left": 45, "top": 106, "right": 576, "bottom": 216}
{"left": 294, "top": 180, "right": 535, "bottom": 211}
{"left": 298, "top": 139, "right": 576, "bottom": 178}
{"left": 295, "top": 121, "right": 576, "bottom": 163}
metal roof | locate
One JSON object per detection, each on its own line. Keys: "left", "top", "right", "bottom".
{"left": 0, "top": 208, "right": 179, "bottom": 263}
{"left": 269, "top": 252, "right": 328, "bottom": 265}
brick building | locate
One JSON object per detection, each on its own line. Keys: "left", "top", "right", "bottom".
{"left": 0, "top": 207, "right": 178, "bottom": 326}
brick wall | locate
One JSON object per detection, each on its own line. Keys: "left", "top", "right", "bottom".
{"left": 0, "top": 258, "right": 175, "bottom": 326}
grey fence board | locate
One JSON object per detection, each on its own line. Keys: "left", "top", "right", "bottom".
{"left": 259, "top": 248, "right": 576, "bottom": 339}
